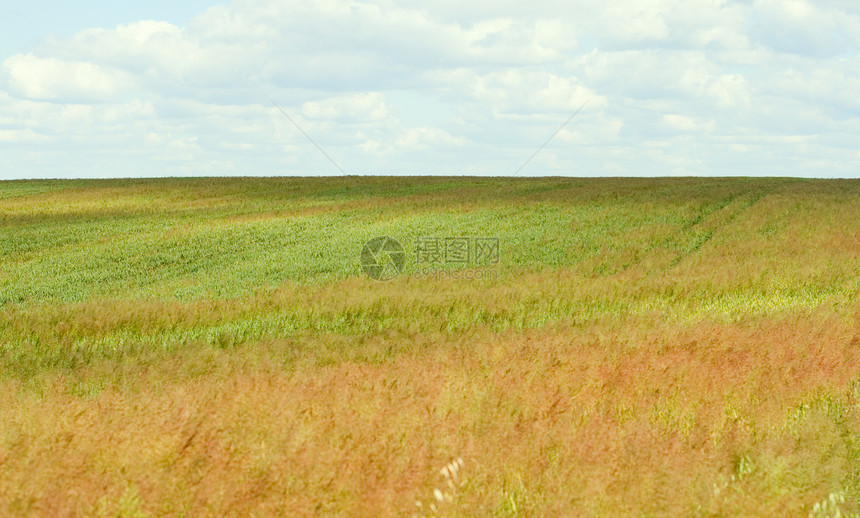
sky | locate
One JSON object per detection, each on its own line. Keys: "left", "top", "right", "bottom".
{"left": 1, "top": 0, "right": 860, "bottom": 179}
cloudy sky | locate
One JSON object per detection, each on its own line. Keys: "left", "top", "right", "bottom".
{"left": 1, "top": 0, "right": 859, "bottom": 179}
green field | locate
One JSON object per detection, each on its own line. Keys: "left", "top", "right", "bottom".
{"left": 1, "top": 177, "right": 859, "bottom": 516}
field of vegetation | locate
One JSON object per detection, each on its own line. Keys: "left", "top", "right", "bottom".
{"left": 0, "top": 176, "right": 858, "bottom": 516}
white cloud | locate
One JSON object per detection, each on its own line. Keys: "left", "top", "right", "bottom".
{"left": 0, "top": 128, "right": 48, "bottom": 143}
{"left": 302, "top": 92, "right": 392, "bottom": 122}
{"left": 680, "top": 71, "right": 752, "bottom": 109}
{"left": 0, "top": 0, "right": 859, "bottom": 178}
{"left": 220, "top": 141, "right": 255, "bottom": 151}
{"left": 602, "top": 2, "right": 672, "bottom": 43}
{"left": 662, "top": 114, "right": 715, "bottom": 133}
{"left": 394, "top": 126, "right": 467, "bottom": 151}
{"left": 60, "top": 19, "right": 264, "bottom": 88}
{"left": 3, "top": 53, "right": 137, "bottom": 101}
{"left": 751, "top": 0, "right": 860, "bottom": 56}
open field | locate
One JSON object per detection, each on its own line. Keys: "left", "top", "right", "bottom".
{"left": 1, "top": 176, "right": 859, "bottom": 516}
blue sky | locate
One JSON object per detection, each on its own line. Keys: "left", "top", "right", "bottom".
{"left": 2, "top": 0, "right": 860, "bottom": 179}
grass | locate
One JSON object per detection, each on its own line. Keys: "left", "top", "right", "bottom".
{"left": 0, "top": 176, "right": 859, "bottom": 516}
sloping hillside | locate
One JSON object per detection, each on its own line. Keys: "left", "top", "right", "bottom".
{"left": 1, "top": 177, "right": 858, "bottom": 516}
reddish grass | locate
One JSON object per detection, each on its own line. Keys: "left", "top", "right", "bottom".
{"left": 2, "top": 313, "right": 858, "bottom": 517}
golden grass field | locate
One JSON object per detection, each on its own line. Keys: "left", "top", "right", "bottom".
{"left": 0, "top": 177, "right": 858, "bottom": 516}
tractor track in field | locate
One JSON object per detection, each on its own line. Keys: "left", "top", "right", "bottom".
{"left": 665, "top": 189, "right": 769, "bottom": 268}
{"left": 596, "top": 186, "right": 776, "bottom": 279}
